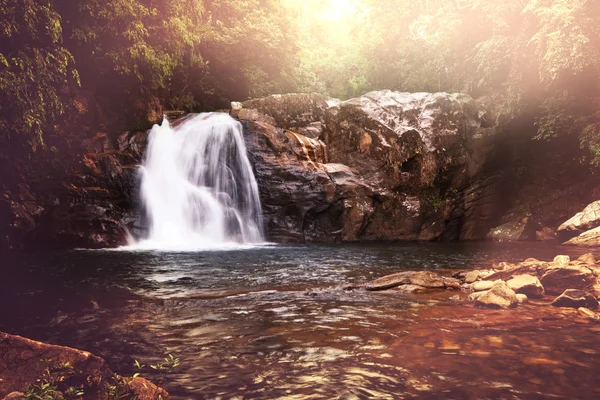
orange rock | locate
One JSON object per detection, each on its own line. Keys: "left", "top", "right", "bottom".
{"left": 578, "top": 307, "right": 597, "bottom": 319}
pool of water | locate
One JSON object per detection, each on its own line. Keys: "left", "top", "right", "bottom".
{"left": 2, "top": 242, "right": 600, "bottom": 399}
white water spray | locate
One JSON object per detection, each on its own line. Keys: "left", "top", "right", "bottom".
{"left": 131, "top": 113, "right": 264, "bottom": 250}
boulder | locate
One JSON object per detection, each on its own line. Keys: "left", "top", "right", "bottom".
{"left": 485, "top": 258, "right": 550, "bottom": 282}
{"left": 557, "top": 200, "right": 600, "bottom": 242}
{"left": 536, "top": 227, "right": 557, "bottom": 241}
{"left": 0, "top": 332, "right": 167, "bottom": 399}
{"left": 468, "top": 291, "right": 487, "bottom": 301}
{"left": 465, "top": 270, "right": 481, "bottom": 284}
{"left": 474, "top": 281, "right": 518, "bottom": 309}
{"left": 541, "top": 265, "right": 597, "bottom": 296}
{"left": 366, "top": 271, "right": 446, "bottom": 291}
{"left": 506, "top": 274, "right": 545, "bottom": 298}
{"left": 564, "top": 226, "right": 600, "bottom": 247}
{"left": 323, "top": 90, "right": 495, "bottom": 242}
{"left": 487, "top": 217, "right": 535, "bottom": 241}
{"left": 242, "top": 93, "right": 339, "bottom": 132}
{"left": 578, "top": 253, "right": 596, "bottom": 265}
{"left": 472, "top": 280, "right": 495, "bottom": 292}
{"left": 551, "top": 289, "right": 599, "bottom": 309}
{"left": 552, "top": 255, "right": 571, "bottom": 267}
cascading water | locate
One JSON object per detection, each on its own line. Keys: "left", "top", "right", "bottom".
{"left": 131, "top": 113, "right": 264, "bottom": 250}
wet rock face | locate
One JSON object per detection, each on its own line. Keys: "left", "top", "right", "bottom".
{"left": 243, "top": 120, "right": 339, "bottom": 242}
{"left": 0, "top": 331, "right": 167, "bottom": 399}
{"left": 239, "top": 90, "right": 496, "bottom": 243}
{"left": 324, "top": 91, "right": 482, "bottom": 189}
{"left": 2, "top": 142, "right": 142, "bottom": 249}
{"left": 242, "top": 93, "right": 339, "bottom": 137}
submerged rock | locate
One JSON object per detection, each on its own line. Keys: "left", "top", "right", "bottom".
{"left": 474, "top": 281, "right": 517, "bottom": 309}
{"left": 0, "top": 332, "right": 167, "bottom": 399}
{"left": 367, "top": 271, "right": 446, "bottom": 291}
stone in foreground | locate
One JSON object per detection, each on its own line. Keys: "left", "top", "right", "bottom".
{"left": 475, "top": 281, "right": 518, "bottom": 309}
{"left": 506, "top": 274, "right": 545, "bottom": 298}
{"left": 0, "top": 332, "right": 167, "bottom": 399}
{"left": 551, "top": 289, "right": 599, "bottom": 310}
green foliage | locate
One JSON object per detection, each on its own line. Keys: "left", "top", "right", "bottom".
{"left": 24, "top": 360, "right": 83, "bottom": 400}
{"left": 2, "top": 0, "right": 600, "bottom": 165}
{"left": 0, "top": 0, "right": 77, "bottom": 148}
{"left": 149, "top": 353, "right": 180, "bottom": 371}
{"left": 103, "top": 375, "right": 138, "bottom": 400}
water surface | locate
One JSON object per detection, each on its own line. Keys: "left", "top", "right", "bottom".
{"left": 2, "top": 242, "right": 600, "bottom": 399}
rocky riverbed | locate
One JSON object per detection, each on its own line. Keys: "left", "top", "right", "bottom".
{"left": 356, "top": 253, "right": 600, "bottom": 315}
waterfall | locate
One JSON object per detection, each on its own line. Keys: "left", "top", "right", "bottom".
{"left": 131, "top": 113, "right": 264, "bottom": 250}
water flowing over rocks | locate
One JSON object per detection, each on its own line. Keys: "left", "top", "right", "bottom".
{"left": 5, "top": 89, "right": 600, "bottom": 248}
{"left": 0, "top": 332, "right": 167, "bottom": 399}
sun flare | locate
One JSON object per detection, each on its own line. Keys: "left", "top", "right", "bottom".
{"left": 318, "top": 0, "right": 365, "bottom": 21}
{"left": 284, "top": 0, "right": 368, "bottom": 23}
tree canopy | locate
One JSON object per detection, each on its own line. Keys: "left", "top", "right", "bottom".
{"left": 1, "top": 0, "right": 599, "bottom": 162}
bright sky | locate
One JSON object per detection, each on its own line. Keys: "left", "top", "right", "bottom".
{"left": 283, "top": 0, "right": 369, "bottom": 22}
{"left": 317, "top": 0, "right": 368, "bottom": 21}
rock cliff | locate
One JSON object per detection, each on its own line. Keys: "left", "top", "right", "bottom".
{"left": 3, "top": 90, "right": 598, "bottom": 248}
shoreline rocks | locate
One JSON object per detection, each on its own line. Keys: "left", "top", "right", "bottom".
{"left": 0, "top": 332, "right": 167, "bottom": 400}
{"left": 474, "top": 281, "right": 517, "bottom": 309}
{"left": 358, "top": 253, "right": 600, "bottom": 313}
